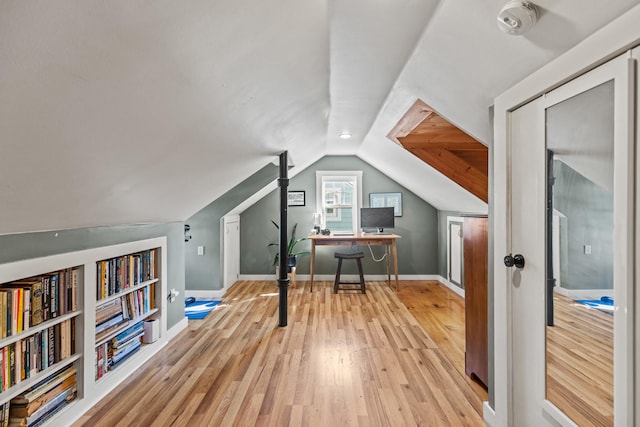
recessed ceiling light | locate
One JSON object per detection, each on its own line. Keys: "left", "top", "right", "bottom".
{"left": 339, "top": 132, "right": 352, "bottom": 139}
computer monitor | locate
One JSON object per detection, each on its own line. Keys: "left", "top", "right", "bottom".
{"left": 360, "top": 207, "right": 395, "bottom": 233}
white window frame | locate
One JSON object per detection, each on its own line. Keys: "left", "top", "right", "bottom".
{"left": 315, "top": 170, "right": 362, "bottom": 233}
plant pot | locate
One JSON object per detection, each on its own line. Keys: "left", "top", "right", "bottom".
{"left": 286, "top": 256, "right": 297, "bottom": 273}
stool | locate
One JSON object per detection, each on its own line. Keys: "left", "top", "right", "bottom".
{"left": 334, "top": 252, "right": 366, "bottom": 294}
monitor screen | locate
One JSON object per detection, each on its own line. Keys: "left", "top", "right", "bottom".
{"left": 360, "top": 207, "right": 395, "bottom": 232}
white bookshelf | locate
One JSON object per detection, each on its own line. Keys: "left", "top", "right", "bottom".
{"left": 0, "top": 236, "right": 168, "bottom": 426}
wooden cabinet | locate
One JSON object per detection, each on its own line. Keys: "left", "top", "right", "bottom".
{"left": 463, "top": 216, "right": 488, "bottom": 387}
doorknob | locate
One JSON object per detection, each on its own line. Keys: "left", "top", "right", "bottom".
{"left": 504, "top": 254, "right": 525, "bottom": 269}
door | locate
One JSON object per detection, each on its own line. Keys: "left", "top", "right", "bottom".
{"left": 223, "top": 215, "right": 240, "bottom": 289}
{"left": 448, "top": 218, "right": 463, "bottom": 287}
{"left": 509, "top": 96, "right": 546, "bottom": 425}
{"left": 508, "top": 54, "right": 634, "bottom": 425}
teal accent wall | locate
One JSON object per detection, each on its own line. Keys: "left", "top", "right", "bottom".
{"left": 0, "top": 223, "right": 185, "bottom": 329}
{"left": 185, "top": 163, "right": 279, "bottom": 291}
{"left": 240, "top": 156, "right": 439, "bottom": 275}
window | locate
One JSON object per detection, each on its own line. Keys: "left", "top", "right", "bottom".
{"left": 316, "top": 171, "right": 362, "bottom": 234}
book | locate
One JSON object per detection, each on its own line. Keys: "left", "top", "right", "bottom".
{"left": 1, "top": 278, "right": 43, "bottom": 327}
{"left": 110, "top": 340, "right": 140, "bottom": 366}
{"left": 111, "top": 322, "right": 144, "bottom": 348}
{"left": 14, "top": 365, "right": 76, "bottom": 404}
{"left": 48, "top": 274, "right": 58, "bottom": 319}
{"left": 0, "top": 291, "right": 6, "bottom": 338}
{"left": 41, "top": 276, "right": 50, "bottom": 322}
{"left": 22, "top": 290, "right": 30, "bottom": 331}
{"left": 10, "top": 373, "right": 76, "bottom": 418}
{"left": 111, "top": 338, "right": 140, "bottom": 358}
{"left": 70, "top": 268, "right": 78, "bottom": 312}
{"left": 26, "top": 385, "right": 76, "bottom": 426}
{"left": 95, "top": 299, "right": 122, "bottom": 324}
{"left": 95, "top": 313, "right": 125, "bottom": 335}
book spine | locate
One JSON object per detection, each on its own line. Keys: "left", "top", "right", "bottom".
{"left": 47, "top": 326, "right": 54, "bottom": 367}
{"left": 31, "top": 279, "right": 43, "bottom": 326}
{"left": 41, "top": 276, "right": 50, "bottom": 322}
{"left": 50, "top": 274, "right": 58, "bottom": 319}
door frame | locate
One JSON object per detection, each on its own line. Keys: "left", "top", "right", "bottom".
{"left": 492, "top": 6, "right": 640, "bottom": 426}
{"left": 542, "top": 58, "right": 634, "bottom": 425}
{"left": 222, "top": 214, "right": 240, "bottom": 290}
{"left": 447, "top": 216, "right": 465, "bottom": 288}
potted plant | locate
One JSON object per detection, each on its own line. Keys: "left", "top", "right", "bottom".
{"left": 269, "top": 221, "right": 310, "bottom": 272}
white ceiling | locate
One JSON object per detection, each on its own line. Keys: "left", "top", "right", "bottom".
{"left": 1, "top": 1, "right": 639, "bottom": 234}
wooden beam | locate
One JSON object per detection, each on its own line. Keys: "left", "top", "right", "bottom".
{"left": 412, "top": 148, "right": 488, "bottom": 202}
{"left": 386, "top": 99, "right": 433, "bottom": 143}
{"left": 399, "top": 139, "right": 487, "bottom": 151}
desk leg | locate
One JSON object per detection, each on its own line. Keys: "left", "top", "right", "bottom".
{"left": 386, "top": 245, "right": 391, "bottom": 285}
{"left": 392, "top": 240, "right": 399, "bottom": 291}
{"left": 310, "top": 241, "right": 316, "bottom": 292}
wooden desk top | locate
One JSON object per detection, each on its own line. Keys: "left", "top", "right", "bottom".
{"left": 308, "top": 233, "right": 401, "bottom": 243}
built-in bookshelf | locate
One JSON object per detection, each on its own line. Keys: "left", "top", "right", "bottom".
{"left": 94, "top": 249, "right": 159, "bottom": 380}
{"left": 0, "top": 237, "right": 168, "bottom": 426}
{"left": 0, "top": 265, "right": 82, "bottom": 426}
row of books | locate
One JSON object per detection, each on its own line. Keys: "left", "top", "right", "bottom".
{"left": 9, "top": 365, "right": 77, "bottom": 427}
{"left": 0, "top": 269, "right": 79, "bottom": 339}
{"left": 0, "top": 320, "right": 75, "bottom": 392}
{"left": 96, "top": 249, "right": 157, "bottom": 300}
{"left": 0, "top": 402, "right": 8, "bottom": 427}
{"left": 95, "top": 284, "right": 155, "bottom": 341}
{"left": 95, "top": 322, "right": 144, "bottom": 380}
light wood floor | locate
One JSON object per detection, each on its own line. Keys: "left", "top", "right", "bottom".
{"left": 546, "top": 293, "right": 613, "bottom": 427}
{"left": 74, "top": 280, "right": 485, "bottom": 426}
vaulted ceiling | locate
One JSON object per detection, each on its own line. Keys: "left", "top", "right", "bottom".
{"left": 1, "top": 1, "right": 639, "bottom": 234}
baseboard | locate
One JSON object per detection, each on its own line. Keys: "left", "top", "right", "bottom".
{"left": 437, "top": 276, "right": 465, "bottom": 298}
{"left": 167, "top": 316, "right": 189, "bottom": 341}
{"left": 238, "top": 274, "right": 443, "bottom": 281}
{"left": 238, "top": 274, "right": 277, "bottom": 281}
{"left": 554, "top": 286, "right": 613, "bottom": 299}
{"left": 483, "top": 401, "right": 495, "bottom": 426}
{"left": 185, "top": 289, "right": 228, "bottom": 299}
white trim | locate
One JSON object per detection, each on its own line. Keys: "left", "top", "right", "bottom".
{"left": 185, "top": 289, "right": 229, "bottom": 299}
{"left": 542, "top": 399, "right": 579, "bottom": 427}
{"left": 238, "top": 274, "right": 443, "bottom": 282}
{"left": 542, "top": 54, "right": 634, "bottom": 425}
{"left": 554, "top": 287, "right": 613, "bottom": 299}
{"left": 167, "top": 316, "right": 189, "bottom": 341}
{"left": 438, "top": 276, "right": 465, "bottom": 298}
{"left": 483, "top": 401, "right": 496, "bottom": 427}
{"left": 316, "top": 170, "right": 363, "bottom": 232}
{"left": 447, "top": 216, "right": 465, "bottom": 286}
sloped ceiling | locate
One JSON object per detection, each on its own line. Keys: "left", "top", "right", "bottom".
{"left": 1, "top": 1, "right": 639, "bottom": 234}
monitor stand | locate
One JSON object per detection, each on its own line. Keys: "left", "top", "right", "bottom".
{"left": 362, "top": 228, "right": 389, "bottom": 235}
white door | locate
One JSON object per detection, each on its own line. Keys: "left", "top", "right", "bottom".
{"left": 223, "top": 215, "right": 240, "bottom": 289}
{"left": 448, "top": 219, "right": 463, "bottom": 287}
{"left": 509, "top": 96, "right": 547, "bottom": 425}
{"left": 508, "top": 54, "right": 634, "bottom": 425}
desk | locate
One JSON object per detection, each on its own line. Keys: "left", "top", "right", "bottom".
{"left": 309, "top": 233, "right": 400, "bottom": 292}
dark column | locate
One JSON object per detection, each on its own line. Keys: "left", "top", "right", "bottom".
{"left": 277, "top": 151, "right": 290, "bottom": 327}
{"left": 546, "top": 150, "right": 555, "bottom": 327}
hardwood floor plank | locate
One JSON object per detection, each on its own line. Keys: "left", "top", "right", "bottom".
{"left": 546, "top": 293, "right": 613, "bottom": 426}
{"left": 75, "top": 280, "right": 485, "bottom": 426}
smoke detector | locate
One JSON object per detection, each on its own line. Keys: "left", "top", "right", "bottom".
{"left": 497, "top": 1, "right": 538, "bottom": 35}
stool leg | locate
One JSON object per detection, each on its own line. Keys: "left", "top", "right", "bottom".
{"left": 334, "top": 258, "right": 343, "bottom": 293}
{"left": 356, "top": 258, "right": 365, "bottom": 294}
